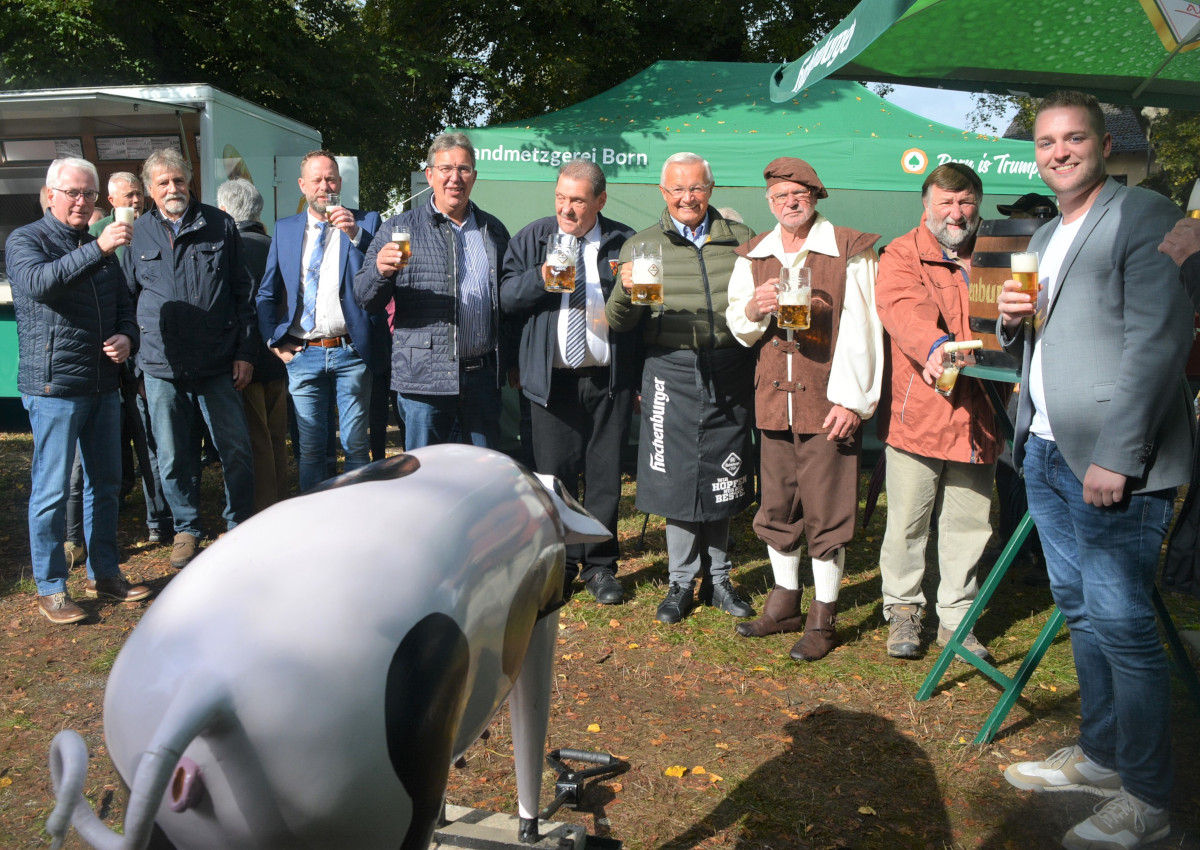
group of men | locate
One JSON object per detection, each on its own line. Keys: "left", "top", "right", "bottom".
{"left": 9, "top": 88, "right": 1198, "bottom": 849}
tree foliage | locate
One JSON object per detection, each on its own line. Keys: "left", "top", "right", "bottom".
{"left": 0, "top": 0, "right": 853, "bottom": 205}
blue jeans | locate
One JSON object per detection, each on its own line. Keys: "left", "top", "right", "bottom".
{"left": 286, "top": 343, "right": 372, "bottom": 491}
{"left": 398, "top": 364, "right": 501, "bottom": 450}
{"left": 143, "top": 373, "right": 255, "bottom": 536}
{"left": 23, "top": 392, "right": 123, "bottom": 595}
{"left": 1023, "top": 435, "right": 1174, "bottom": 807}
{"left": 133, "top": 390, "right": 173, "bottom": 534}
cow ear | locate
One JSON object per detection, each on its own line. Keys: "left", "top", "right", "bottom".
{"left": 534, "top": 474, "right": 611, "bottom": 544}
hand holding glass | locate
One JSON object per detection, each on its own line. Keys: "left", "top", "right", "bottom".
{"left": 391, "top": 230, "right": 411, "bottom": 267}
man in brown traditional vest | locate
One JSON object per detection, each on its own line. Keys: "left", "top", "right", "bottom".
{"left": 726, "top": 157, "right": 883, "bottom": 661}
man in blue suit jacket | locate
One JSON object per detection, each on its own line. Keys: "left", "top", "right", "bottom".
{"left": 998, "top": 91, "right": 1193, "bottom": 850}
{"left": 257, "top": 151, "right": 382, "bottom": 491}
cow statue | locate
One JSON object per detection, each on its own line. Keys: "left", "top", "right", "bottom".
{"left": 46, "top": 445, "right": 610, "bottom": 850}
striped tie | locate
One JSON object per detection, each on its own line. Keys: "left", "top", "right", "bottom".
{"left": 565, "top": 239, "right": 587, "bottom": 367}
{"left": 300, "top": 222, "right": 328, "bottom": 333}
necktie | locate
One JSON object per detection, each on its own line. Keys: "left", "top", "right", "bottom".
{"left": 565, "top": 238, "right": 587, "bottom": 368}
{"left": 301, "top": 222, "right": 328, "bottom": 333}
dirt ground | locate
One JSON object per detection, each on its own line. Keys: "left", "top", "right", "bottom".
{"left": 2, "top": 429, "right": 1199, "bottom": 849}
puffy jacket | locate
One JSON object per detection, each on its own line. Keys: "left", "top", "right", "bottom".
{"left": 6, "top": 211, "right": 139, "bottom": 397}
{"left": 355, "top": 200, "right": 511, "bottom": 395}
{"left": 122, "top": 200, "right": 258, "bottom": 381}
{"left": 875, "top": 218, "right": 1002, "bottom": 463}
{"left": 605, "top": 209, "right": 753, "bottom": 351}
{"left": 500, "top": 214, "right": 640, "bottom": 407}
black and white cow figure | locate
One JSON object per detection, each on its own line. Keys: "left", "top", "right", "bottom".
{"left": 47, "top": 445, "right": 610, "bottom": 850}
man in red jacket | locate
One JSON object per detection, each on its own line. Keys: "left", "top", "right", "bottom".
{"left": 875, "top": 163, "right": 1002, "bottom": 661}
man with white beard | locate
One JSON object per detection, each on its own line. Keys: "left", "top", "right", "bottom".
{"left": 874, "top": 163, "right": 1003, "bottom": 661}
{"left": 123, "top": 148, "right": 258, "bottom": 569}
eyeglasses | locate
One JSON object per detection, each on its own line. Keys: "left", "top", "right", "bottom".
{"left": 54, "top": 188, "right": 100, "bottom": 202}
{"left": 663, "top": 184, "right": 713, "bottom": 199}
{"left": 769, "top": 188, "right": 815, "bottom": 205}
{"left": 432, "top": 165, "right": 475, "bottom": 178}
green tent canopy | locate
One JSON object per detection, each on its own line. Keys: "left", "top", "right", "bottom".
{"left": 460, "top": 61, "right": 1047, "bottom": 194}
{"left": 770, "top": 0, "right": 1200, "bottom": 107}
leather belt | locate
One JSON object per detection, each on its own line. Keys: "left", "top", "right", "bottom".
{"left": 460, "top": 353, "right": 493, "bottom": 373}
{"left": 304, "top": 336, "right": 347, "bottom": 348}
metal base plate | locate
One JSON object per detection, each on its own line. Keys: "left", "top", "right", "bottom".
{"left": 433, "top": 805, "right": 588, "bottom": 850}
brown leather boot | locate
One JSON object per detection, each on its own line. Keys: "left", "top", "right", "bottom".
{"left": 790, "top": 600, "right": 838, "bottom": 661}
{"left": 735, "top": 587, "right": 804, "bottom": 637}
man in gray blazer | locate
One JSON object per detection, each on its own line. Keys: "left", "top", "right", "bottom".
{"left": 997, "top": 90, "right": 1192, "bottom": 850}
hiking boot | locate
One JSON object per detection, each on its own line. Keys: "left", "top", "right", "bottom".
{"left": 708, "top": 578, "right": 754, "bottom": 618}
{"left": 37, "top": 592, "right": 87, "bottom": 624}
{"left": 1062, "top": 790, "right": 1170, "bottom": 850}
{"left": 1005, "top": 745, "right": 1122, "bottom": 797}
{"left": 736, "top": 587, "right": 804, "bottom": 637}
{"left": 170, "top": 532, "right": 199, "bottom": 569}
{"left": 886, "top": 604, "right": 923, "bottom": 658}
{"left": 656, "top": 582, "right": 695, "bottom": 624}
{"left": 791, "top": 600, "right": 839, "bottom": 661}
{"left": 84, "top": 576, "right": 152, "bottom": 603}
{"left": 937, "top": 625, "right": 994, "bottom": 661}
{"left": 584, "top": 571, "right": 624, "bottom": 605}
{"left": 63, "top": 540, "right": 87, "bottom": 568}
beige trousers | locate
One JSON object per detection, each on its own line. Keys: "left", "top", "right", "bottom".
{"left": 878, "top": 446, "right": 994, "bottom": 630}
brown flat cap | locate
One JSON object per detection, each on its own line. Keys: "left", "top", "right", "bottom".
{"left": 763, "top": 157, "right": 827, "bottom": 199}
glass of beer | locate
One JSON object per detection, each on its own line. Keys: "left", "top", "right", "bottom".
{"left": 631, "top": 242, "right": 663, "bottom": 305}
{"left": 1011, "top": 252, "right": 1039, "bottom": 299}
{"left": 775, "top": 267, "right": 811, "bottom": 330}
{"left": 544, "top": 233, "right": 577, "bottom": 293}
{"left": 391, "top": 229, "right": 411, "bottom": 266}
{"left": 935, "top": 348, "right": 962, "bottom": 397}
{"left": 114, "top": 207, "right": 136, "bottom": 225}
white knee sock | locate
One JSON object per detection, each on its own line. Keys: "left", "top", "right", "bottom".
{"left": 812, "top": 549, "right": 845, "bottom": 603}
{"left": 767, "top": 546, "right": 802, "bottom": 590}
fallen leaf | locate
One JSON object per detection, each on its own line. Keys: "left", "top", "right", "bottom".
{"left": 714, "top": 743, "right": 730, "bottom": 750}
{"left": 587, "top": 724, "right": 601, "bottom": 732}
{"left": 664, "top": 765, "right": 688, "bottom": 778}
{"left": 692, "top": 766, "right": 707, "bottom": 774}
{"left": 608, "top": 619, "right": 621, "bottom": 628}
{"left": 858, "top": 806, "right": 877, "bottom": 816}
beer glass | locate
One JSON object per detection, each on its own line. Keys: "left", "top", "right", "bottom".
{"left": 114, "top": 207, "right": 136, "bottom": 225}
{"left": 935, "top": 348, "right": 962, "bottom": 397}
{"left": 631, "top": 242, "right": 663, "bottom": 305}
{"left": 391, "top": 229, "right": 412, "bottom": 266}
{"left": 775, "top": 266, "right": 811, "bottom": 330}
{"left": 544, "top": 233, "right": 577, "bottom": 293}
{"left": 1010, "top": 252, "right": 1039, "bottom": 299}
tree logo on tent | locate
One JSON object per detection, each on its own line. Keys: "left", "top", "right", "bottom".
{"left": 901, "top": 148, "right": 929, "bottom": 175}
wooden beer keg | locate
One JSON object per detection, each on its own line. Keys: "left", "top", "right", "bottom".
{"left": 968, "top": 218, "right": 1052, "bottom": 369}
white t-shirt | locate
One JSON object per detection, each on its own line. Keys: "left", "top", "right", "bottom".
{"left": 1028, "top": 216, "right": 1085, "bottom": 441}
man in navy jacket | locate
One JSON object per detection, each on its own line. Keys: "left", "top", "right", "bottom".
{"left": 7, "top": 157, "right": 149, "bottom": 622}
{"left": 500, "top": 161, "right": 638, "bottom": 603}
{"left": 257, "top": 151, "right": 382, "bottom": 491}
{"left": 123, "top": 148, "right": 258, "bottom": 569}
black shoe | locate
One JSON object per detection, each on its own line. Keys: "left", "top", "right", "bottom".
{"left": 708, "top": 578, "right": 754, "bottom": 618}
{"left": 584, "top": 572, "right": 624, "bottom": 605}
{"left": 85, "top": 576, "right": 152, "bottom": 603}
{"left": 656, "top": 582, "right": 694, "bottom": 624}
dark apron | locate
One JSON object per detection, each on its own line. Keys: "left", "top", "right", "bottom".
{"left": 635, "top": 346, "right": 753, "bottom": 521}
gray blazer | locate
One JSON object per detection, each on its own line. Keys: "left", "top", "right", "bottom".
{"left": 1000, "top": 178, "right": 1194, "bottom": 493}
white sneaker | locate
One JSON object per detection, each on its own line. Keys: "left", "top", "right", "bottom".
{"left": 1062, "top": 790, "right": 1170, "bottom": 850}
{"left": 1005, "top": 745, "right": 1122, "bottom": 797}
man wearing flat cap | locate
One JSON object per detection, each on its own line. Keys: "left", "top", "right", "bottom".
{"left": 997, "top": 192, "right": 1057, "bottom": 220}
{"left": 726, "top": 157, "right": 883, "bottom": 661}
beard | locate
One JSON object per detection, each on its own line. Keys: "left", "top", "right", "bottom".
{"left": 163, "top": 194, "right": 188, "bottom": 216}
{"left": 926, "top": 212, "right": 980, "bottom": 251}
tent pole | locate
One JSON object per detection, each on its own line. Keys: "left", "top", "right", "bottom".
{"left": 1132, "top": 18, "right": 1200, "bottom": 99}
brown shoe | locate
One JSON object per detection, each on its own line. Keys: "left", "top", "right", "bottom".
{"left": 171, "top": 532, "right": 199, "bottom": 568}
{"left": 37, "top": 592, "right": 87, "bottom": 624}
{"left": 735, "top": 587, "right": 805, "bottom": 637}
{"left": 85, "top": 576, "right": 151, "bottom": 602}
{"left": 790, "top": 600, "right": 839, "bottom": 661}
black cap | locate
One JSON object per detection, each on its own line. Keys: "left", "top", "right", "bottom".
{"left": 997, "top": 193, "right": 1058, "bottom": 218}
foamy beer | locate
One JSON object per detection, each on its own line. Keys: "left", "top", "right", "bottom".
{"left": 114, "top": 207, "right": 136, "bottom": 225}
{"left": 776, "top": 266, "right": 811, "bottom": 330}
{"left": 544, "top": 233, "right": 577, "bottom": 293}
{"left": 631, "top": 242, "right": 663, "bottom": 305}
{"left": 1010, "top": 251, "right": 1039, "bottom": 299}
{"left": 934, "top": 339, "right": 982, "bottom": 398}
{"left": 391, "top": 229, "right": 412, "bottom": 265}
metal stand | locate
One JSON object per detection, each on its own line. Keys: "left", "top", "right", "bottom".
{"left": 538, "top": 749, "right": 630, "bottom": 820}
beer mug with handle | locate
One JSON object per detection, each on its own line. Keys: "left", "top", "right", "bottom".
{"left": 775, "top": 266, "right": 811, "bottom": 330}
